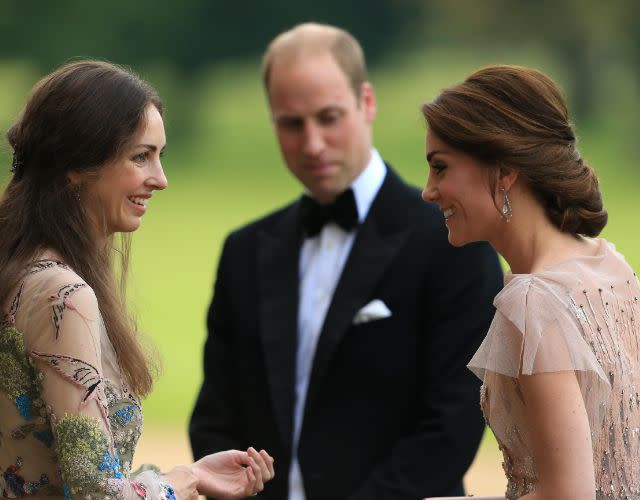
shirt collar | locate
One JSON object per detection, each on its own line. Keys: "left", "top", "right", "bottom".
{"left": 301, "top": 148, "right": 387, "bottom": 223}
{"left": 350, "top": 148, "right": 387, "bottom": 223}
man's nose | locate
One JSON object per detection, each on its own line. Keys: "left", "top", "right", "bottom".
{"left": 302, "top": 123, "right": 325, "bottom": 156}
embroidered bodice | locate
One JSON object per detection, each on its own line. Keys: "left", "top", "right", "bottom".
{"left": 0, "top": 260, "right": 173, "bottom": 499}
{"left": 468, "top": 239, "right": 640, "bottom": 499}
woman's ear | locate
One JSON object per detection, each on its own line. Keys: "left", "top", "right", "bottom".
{"left": 499, "top": 166, "right": 518, "bottom": 191}
{"left": 67, "top": 170, "right": 83, "bottom": 185}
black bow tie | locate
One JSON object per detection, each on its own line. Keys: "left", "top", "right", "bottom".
{"left": 300, "top": 189, "right": 359, "bottom": 237}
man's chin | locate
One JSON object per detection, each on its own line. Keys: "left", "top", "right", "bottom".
{"left": 307, "top": 185, "right": 344, "bottom": 204}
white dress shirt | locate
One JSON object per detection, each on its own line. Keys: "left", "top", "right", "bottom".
{"left": 288, "top": 149, "right": 387, "bottom": 500}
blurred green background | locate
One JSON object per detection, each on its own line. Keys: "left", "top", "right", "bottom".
{"left": 1, "top": 0, "right": 638, "bottom": 432}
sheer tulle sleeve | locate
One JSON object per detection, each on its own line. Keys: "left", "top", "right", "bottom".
{"left": 468, "top": 272, "right": 611, "bottom": 436}
{"left": 19, "top": 267, "right": 174, "bottom": 499}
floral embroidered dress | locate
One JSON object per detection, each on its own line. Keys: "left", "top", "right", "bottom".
{"left": 468, "top": 238, "right": 640, "bottom": 499}
{"left": 0, "top": 260, "right": 174, "bottom": 499}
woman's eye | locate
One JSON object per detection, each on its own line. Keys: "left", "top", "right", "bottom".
{"left": 133, "top": 152, "right": 147, "bottom": 163}
{"left": 432, "top": 163, "right": 447, "bottom": 174}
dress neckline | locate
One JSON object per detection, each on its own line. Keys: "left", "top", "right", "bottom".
{"left": 505, "top": 237, "right": 609, "bottom": 283}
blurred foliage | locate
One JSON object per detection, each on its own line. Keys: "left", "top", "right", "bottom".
{"left": 0, "top": 0, "right": 421, "bottom": 71}
{"left": 415, "top": 0, "right": 640, "bottom": 120}
{"left": 1, "top": 0, "right": 637, "bottom": 124}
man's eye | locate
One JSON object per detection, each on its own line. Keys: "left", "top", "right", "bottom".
{"left": 278, "top": 118, "right": 303, "bottom": 131}
{"left": 318, "top": 112, "right": 340, "bottom": 126}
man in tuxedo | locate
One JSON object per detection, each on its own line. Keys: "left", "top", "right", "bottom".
{"left": 190, "top": 22, "right": 503, "bottom": 499}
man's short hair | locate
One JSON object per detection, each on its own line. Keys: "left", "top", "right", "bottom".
{"left": 262, "top": 22, "right": 368, "bottom": 98}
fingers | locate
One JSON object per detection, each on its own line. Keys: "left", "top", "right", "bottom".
{"left": 249, "top": 447, "right": 274, "bottom": 482}
{"left": 245, "top": 460, "right": 257, "bottom": 488}
{"left": 259, "top": 449, "right": 275, "bottom": 479}
{"left": 238, "top": 447, "right": 275, "bottom": 496}
{"left": 247, "top": 453, "right": 264, "bottom": 493}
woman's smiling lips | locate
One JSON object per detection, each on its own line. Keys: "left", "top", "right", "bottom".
{"left": 443, "top": 207, "right": 456, "bottom": 220}
{"left": 127, "top": 194, "right": 151, "bottom": 214}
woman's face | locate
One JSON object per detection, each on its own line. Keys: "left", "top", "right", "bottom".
{"left": 84, "top": 104, "right": 167, "bottom": 237}
{"left": 421, "top": 128, "right": 502, "bottom": 246}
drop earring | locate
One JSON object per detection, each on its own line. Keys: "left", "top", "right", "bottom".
{"left": 501, "top": 187, "right": 512, "bottom": 222}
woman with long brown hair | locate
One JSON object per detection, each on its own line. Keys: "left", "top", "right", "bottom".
{"left": 421, "top": 65, "right": 639, "bottom": 499}
{"left": 0, "top": 60, "right": 274, "bottom": 499}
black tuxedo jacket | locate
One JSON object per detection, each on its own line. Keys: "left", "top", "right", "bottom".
{"left": 190, "top": 167, "right": 503, "bottom": 499}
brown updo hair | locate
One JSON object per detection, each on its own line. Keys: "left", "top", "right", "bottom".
{"left": 421, "top": 64, "right": 607, "bottom": 237}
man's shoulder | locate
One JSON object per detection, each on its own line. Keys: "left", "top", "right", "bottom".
{"left": 378, "top": 166, "right": 444, "bottom": 228}
{"left": 224, "top": 199, "right": 300, "bottom": 244}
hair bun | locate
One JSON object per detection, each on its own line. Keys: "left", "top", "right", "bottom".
{"left": 558, "top": 177, "right": 608, "bottom": 237}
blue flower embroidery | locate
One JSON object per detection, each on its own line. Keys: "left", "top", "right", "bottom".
{"left": 115, "top": 405, "right": 137, "bottom": 424}
{"left": 163, "top": 483, "right": 177, "bottom": 500}
{"left": 98, "top": 448, "right": 123, "bottom": 479}
{"left": 14, "top": 394, "right": 33, "bottom": 420}
{"left": 63, "top": 482, "right": 72, "bottom": 500}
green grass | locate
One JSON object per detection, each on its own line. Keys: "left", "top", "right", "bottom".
{"left": 0, "top": 50, "right": 638, "bottom": 427}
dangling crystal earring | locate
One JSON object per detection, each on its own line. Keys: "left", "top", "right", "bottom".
{"left": 501, "top": 187, "right": 512, "bottom": 222}
{"left": 74, "top": 184, "right": 81, "bottom": 202}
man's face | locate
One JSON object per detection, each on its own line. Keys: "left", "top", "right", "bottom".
{"left": 267, "top": 52, "right": 376, "bottom": 204}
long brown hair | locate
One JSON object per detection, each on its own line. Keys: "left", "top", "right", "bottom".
{"left": 422, "top": 64, "right": 608, "bottom": 237}
{"left": 0, "top": 60, "right": 162, "bottom": 396}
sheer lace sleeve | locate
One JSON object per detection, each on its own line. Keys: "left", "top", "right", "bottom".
{"left": 15, "top": 265, "right": 174, "bottom": 499}
{"left": 468, "top": 271, "right": 611, "bottom": 436}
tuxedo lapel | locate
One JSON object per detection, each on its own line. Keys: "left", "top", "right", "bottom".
{"left": 304, "top": 168, "right": 416, "bottom": 411}
{"left": 258, "top": 202, "right": 303, "bottom": 451}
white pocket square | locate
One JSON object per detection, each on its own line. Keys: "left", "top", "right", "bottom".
{"left": 352, "top": 299, "right": 392, "bottom": 325}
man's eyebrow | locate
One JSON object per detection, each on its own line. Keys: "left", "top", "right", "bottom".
{"left": 275, "top": 115, "right": 304, "bottom": 127}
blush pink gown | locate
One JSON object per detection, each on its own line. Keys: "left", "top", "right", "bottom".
{"left": 468, "top": 239, "right": 640, "bottom": 499}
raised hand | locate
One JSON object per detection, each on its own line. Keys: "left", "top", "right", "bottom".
{"left": 192, "top": 447, "right": 275, "bottom": 499}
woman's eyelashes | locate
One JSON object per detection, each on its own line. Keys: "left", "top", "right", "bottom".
{"left": 432, "top": 162, "right": 447, "bottom": 174}
{"left": 132, "top": 151, "right": 148, "bottom": 164}
{"left": 132, "top": 147, "right": 164, "bottom": 165}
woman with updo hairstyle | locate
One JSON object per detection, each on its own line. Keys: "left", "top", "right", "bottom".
{"left": 421, "top": 65, "right": 639, "bottom": 499}
{"left": 0, "top": 60, "right": 273, "bottom": 499}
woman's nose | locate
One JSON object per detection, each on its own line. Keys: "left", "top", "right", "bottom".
{"left": 149, "top": 162, "right": 168, "bottom": 190}
{"left": 422, "top": 177, "right": 437, "bottom": 202}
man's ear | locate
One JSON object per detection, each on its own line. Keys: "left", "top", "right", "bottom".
{"left": 359, "top": 82, "right": 377, "bottom": 123}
